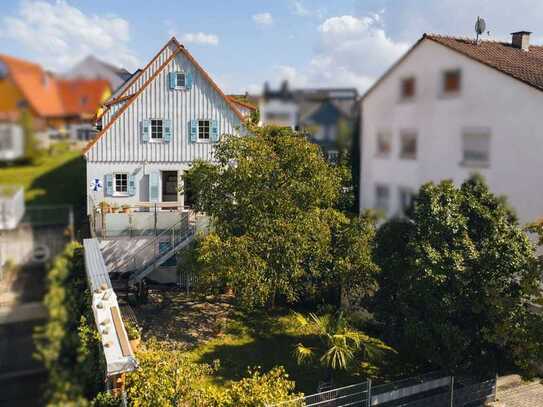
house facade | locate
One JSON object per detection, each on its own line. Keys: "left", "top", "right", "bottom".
{"left": 84, "top": 37, "right": 246, "bottom": 215}
{"left": 260, "top": 81, "right": 359, "bottom": 162}
{"left": 360, "top": 32, "right": 543, "bottom": 226}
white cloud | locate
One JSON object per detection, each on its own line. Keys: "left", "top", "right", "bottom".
{"left": 273, "top": 14, "right": 409, "bottom": 92}
{"left": 0, "top": 0, "right": 139, "bottom": 72}
{"left": 181, "top": 32, "right": 219, "bottom": 46}
{"left": 290, "top": 0, "right": 324, "bottom": 19}
{"left": 252, "top": 12, "right": 273, "bottom": 26}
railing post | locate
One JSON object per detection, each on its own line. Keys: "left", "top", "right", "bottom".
{"left": 449, "top": 375, "right": 454, "bottom": 407}
{"left": 154, "top": 203, "right": 157, "bottom": 237}
{"left": 367, "top": 379, "right": 372, "bottom": 407}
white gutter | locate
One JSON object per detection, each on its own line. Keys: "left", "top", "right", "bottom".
{"left": 83, "top": 238, "right": 138, "bottom": 377}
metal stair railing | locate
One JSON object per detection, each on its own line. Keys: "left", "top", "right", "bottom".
{"left": 127, "top": 212, "right": 195, "bottom": 285}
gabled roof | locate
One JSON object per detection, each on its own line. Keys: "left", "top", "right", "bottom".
{"left": 58, "top": 79, "right": 110, "bottom": 117}
{"left": 64, "top": 55, "right": 132, "bottom": 91}
{"left": 0, "top": 54, "right": 65, "bottom": 117}
{"left": 227, "top": 96, "right": 257, "bottom": 111}
{"left": 84, "top": 37, "right": 245, "bottom": 155}
{"left": 363, "top": 33, "right": 543, "bottom": 100}
{"left": 0, "top": 53, "right": 110, "bottom": 119}
{"left": 426, "top": 34, "right": 543, "bottom": 92}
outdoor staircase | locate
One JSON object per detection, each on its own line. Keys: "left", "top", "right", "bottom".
{"left": 126, "top": 213, "right": 196, "bottom": 286}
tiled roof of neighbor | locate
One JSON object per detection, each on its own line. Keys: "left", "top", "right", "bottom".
{"left": 0, "top": 53, "right": 65, "bottom": 117}
{"left": 424, "top": 34, "right": 543, "bottom": 91}
{"left": 0, "top": 53, "right": 110, "bottom": 119}
{"left": 58, "top": 79, "right": 110, "bottom": 116}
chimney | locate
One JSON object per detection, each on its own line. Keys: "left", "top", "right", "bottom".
{"left": 511, "top": 31, "right": 532, "bottom": 51}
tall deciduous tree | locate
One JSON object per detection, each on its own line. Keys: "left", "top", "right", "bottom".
{"left": 184, "top": 126, "right": 377, "bottom": 309}
{"left": 373, "top": 175, "right": 543, "bottom": 376}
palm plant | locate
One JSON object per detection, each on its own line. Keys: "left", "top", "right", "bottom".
{"left": 293, "top": 311, "right": 392, "bottom": 380}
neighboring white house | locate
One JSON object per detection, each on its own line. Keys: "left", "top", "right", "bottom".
{"left": 360, "top": 31, "right": 543, "bottom": 226}
{"left": 84, "top": 37, "right": 246, "bottom": 216}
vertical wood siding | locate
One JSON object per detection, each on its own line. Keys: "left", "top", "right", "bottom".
{"left": 87, "top": 49, "right": 243, "bottom": 163}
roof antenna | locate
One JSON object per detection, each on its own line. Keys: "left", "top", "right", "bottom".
{"left": 475, "top": 16, "right": 486, "bottom": 44}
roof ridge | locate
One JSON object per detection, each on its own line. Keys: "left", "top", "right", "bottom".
{"left": 424, "top": 32, "right": 543, "bottom": 48}
{"left": 84, "top": 37, "right": 245, "bottom": 156}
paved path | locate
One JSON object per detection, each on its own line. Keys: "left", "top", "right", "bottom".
{"left": 490, "top": 376, "right": 543, "bottom": 407}
{"left": 0, "top": 301, "right": 47, "bottom": 324}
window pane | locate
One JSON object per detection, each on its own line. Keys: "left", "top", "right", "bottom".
{"left": 377, "top": 131, "right": 392, "bottom": 156}
{"left": 463, "top": 131, "right": 490, "bottom": 165}
{"left": 375, "top": 184, "right": 390, "bottom": 213}
{"left": 151, "top": 119, "right": 163, "bottom": 139}
{"left": 399, "top": 187, "right": 415, "bottom": 215}
{"left": 0, "top": 128, "right": 13, "bottom": 150}
{"left": 176, "top": 73, "right": 185, "bottom": 87}
{"left": 115, "top": 173, "right": 128, "bottom": 193}
{"left": 198, "top": 120, "right": 210, "bottom": 140}
{"left": 400, "top": 131, "right": 417, "bottom": 159}
{"left": 401, "top": 77, "right": 415, "bottom": 99}
{"left": 443, "top": 70, "right": 461, "bottom": 93}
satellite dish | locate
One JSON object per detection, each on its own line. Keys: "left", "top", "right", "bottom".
{"left": 475, "top": 17, "right": 486, "bottom": 41}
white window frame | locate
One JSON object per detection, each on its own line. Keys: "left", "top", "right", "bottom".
{"left": 175, "top": 72, "right": 186, "bottom": 89}
{"left": 113, "top": 172, "right": 129, "bottom": 196}
{"left": 376, "top": 130, "right": 392, "bottom": 158}
{"left": 197, "top": 119, "right": 211, "bottom": 142}
{"left": 150, "top": 119, "right": 164, "bottom": 142}
{"left": 462, "top": 128, "right": 491, "bottom": 168}
{"left": 375, "top": 184, "right": 390, "bottom": 215}
{"left": 399, "top": 130, "right": 418, "bottom": 160}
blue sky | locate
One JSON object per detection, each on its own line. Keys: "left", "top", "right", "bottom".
{"left": 1, "top": 0, "right": 543, "bottom": 93}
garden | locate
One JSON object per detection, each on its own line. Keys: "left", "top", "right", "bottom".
{"left": 35, "top": 125, "right": 543, "bottom": 406}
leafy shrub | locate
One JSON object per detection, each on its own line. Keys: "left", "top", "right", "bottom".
{"left": 34, "top": 242, "right": 105, "bottom": 403}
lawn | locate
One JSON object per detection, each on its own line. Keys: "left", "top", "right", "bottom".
{"left": 133, "top": 289, "right": 368, "bottom": 395}
{"left": 0, "top": 146, "right": 85, "bottom": 208}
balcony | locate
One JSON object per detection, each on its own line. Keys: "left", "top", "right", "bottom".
{"left": 89, "top": 201, "right": 190, "bottom": 238}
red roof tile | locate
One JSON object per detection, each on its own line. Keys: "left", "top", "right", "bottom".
{"left": 425, "top": 34, "right": 543, "bottom": 91}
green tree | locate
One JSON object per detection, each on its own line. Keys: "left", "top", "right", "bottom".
{"left": 186, "top": 126, "right": 344, "bottom": 309}
{"left": 373, "top": 175, "right": 543, "bottom": 376}
{"left": 294, "top": 311, "right": 393, "bottom": 381}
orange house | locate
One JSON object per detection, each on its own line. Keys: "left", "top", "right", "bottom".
{"left": 0, "top": 53, "right": 111, "bottom": 160}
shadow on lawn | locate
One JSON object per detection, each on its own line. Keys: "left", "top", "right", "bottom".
{"left": 194, "top": 310, "right": 357, "bottom": 395}
{"left": 27, "top": 155, "right": 86, "bottom": 208}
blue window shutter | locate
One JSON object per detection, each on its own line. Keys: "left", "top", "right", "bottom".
{"left": 186, "top": 72, "right": 193, "bottom": 89}
{"left": 149, "top": 171, "right": 160, "bottom": 202}
{"left": 163, "top": 119, "right": 172, "bottom": 142}
{"left": 168, "top": 72, "right": 176, "bottom": 89}
{"left": 128, "top": 174, "right": 136, "bottom": 196}
{"left": 211, "top": 119, "right": 219, "bottom": 142}
{"left": 105, "top": 174, "right": 113, "bottom": 196}
{"left": 190, "top": 120, "right": 198, "bottom": 143}
{"left": 141, "top": 119, "right": 150, "bottom": 143}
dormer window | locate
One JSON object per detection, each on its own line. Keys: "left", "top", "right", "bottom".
{"left": 400, "top": 77, "right": 416, "bottom": 100}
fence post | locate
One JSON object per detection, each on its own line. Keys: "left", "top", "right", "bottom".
{"left": 449, "top": 375, "right": 454, "bottom": 407}
{"left": 367, "top": 379, "right": 372, "bottom": 407}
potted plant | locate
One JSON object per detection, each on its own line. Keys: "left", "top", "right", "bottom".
{"left": 99, "top": 201, "right": 111, "bottom": 214}
{"left": 110, "top": 203, "right": 120, "bottom": 213}
{"left": 125, "top": 320, "right": 141, "bottom": 351}
{"left": 121, "top": 204, "right": 131, "bottom": 214}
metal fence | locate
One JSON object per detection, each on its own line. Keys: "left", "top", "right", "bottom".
{"left": 267, "top": 374, "right": 496, "bottom": 407}
{"left": 268, "top": 381, "right": 371, "bottom": 407}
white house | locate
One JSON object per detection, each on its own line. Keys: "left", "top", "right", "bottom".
{"left": 84, "top": 37, "right": 246, "bottom": 217}
{"left": 0, "top": 116, "right": 24, "bottom": 162}
{"left": 360, "top": 31, "right": 543, "bottom": 226}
